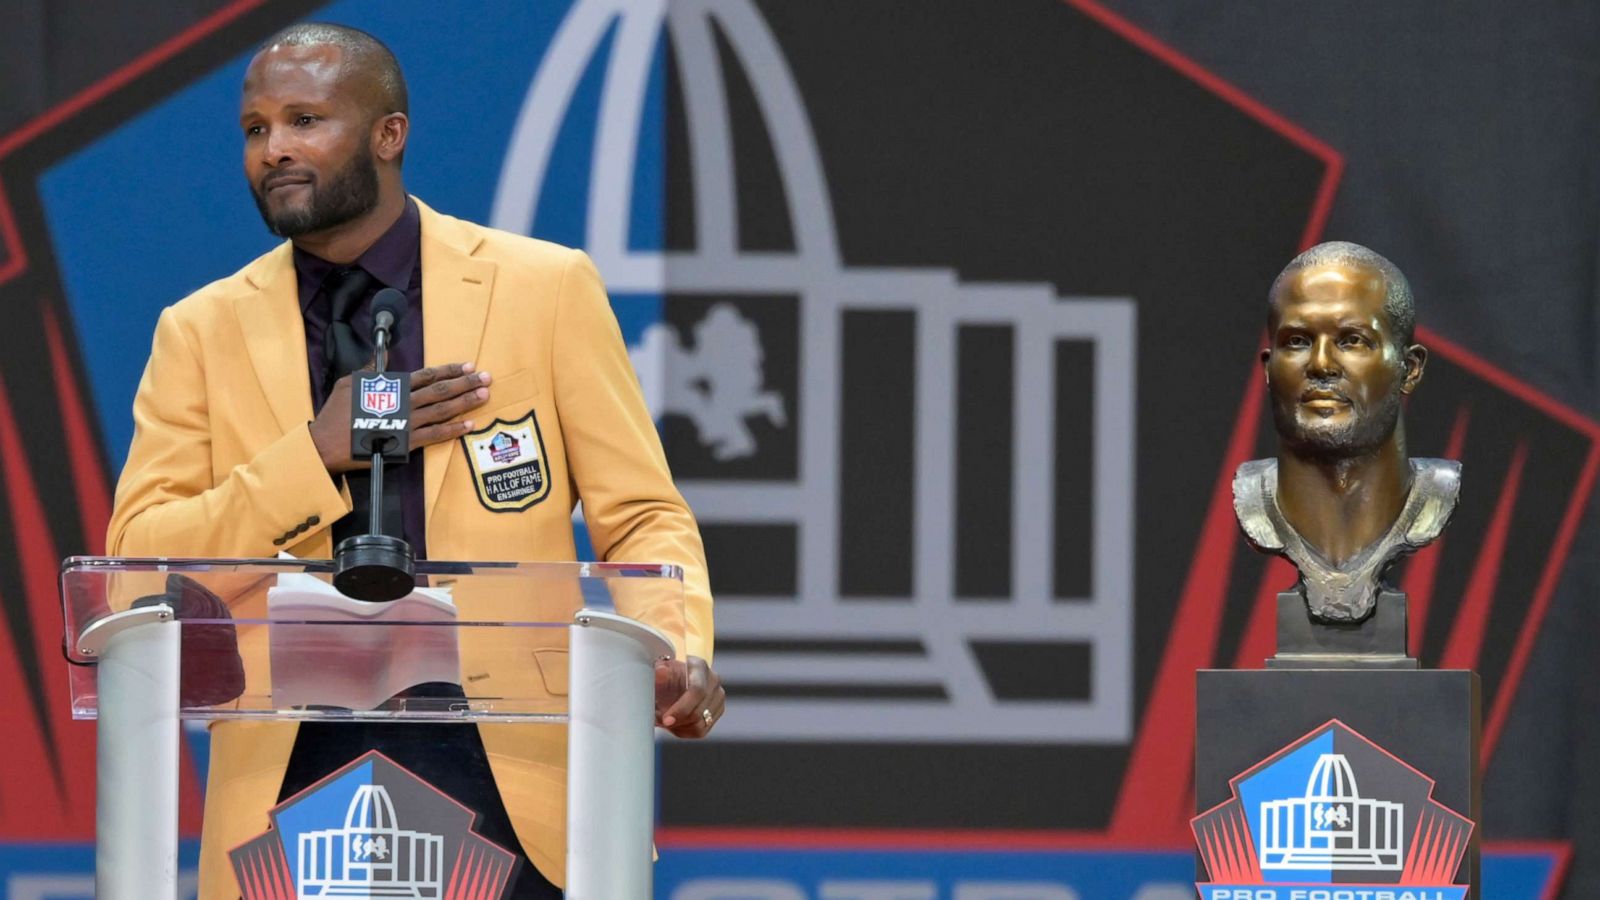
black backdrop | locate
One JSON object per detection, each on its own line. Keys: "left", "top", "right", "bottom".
{"left": 4, "top": 0, "right": 1597, "bottom": 894}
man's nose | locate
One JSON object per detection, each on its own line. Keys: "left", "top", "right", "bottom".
{"left": 1308, "top": 335, "right": 1340, "bottom": 375}
{"left": 260, "top": 129, "right": 295, "bottom": 168}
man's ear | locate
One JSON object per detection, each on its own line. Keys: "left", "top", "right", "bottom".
{"left": 1400, "top": 343, "right": 1428, "bottom": 394}
{"left": 373, "top": 112, "right": 409, "bottom": 164}
{"left": 1260, "top": 346, "right": 1272, "bottom": 381}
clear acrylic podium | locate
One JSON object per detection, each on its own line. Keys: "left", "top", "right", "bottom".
{"left": 60, "top": 556, "right": 685, "bottom": 900}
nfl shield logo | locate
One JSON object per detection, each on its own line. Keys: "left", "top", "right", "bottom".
{"left": 359, "top": 375, "right": 403, "bottom": 417}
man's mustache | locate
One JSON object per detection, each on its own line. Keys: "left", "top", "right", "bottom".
{"left": 1300, "top": 380, "right": 1351, "bottom": 403}
{"left": 257, "top": 168, "right": 316, "bottom": 195}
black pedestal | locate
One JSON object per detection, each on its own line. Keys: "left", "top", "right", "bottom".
{"left": 1269, "top": 589, "right": 1415, "bottom": 669}
{"left": 1196, "top": 669, "right": 1481, "bottom": 896}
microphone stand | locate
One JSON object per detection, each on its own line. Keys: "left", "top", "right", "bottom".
{"left": 367, "top": 324, "right": 394, "bottom": 537}
{"left": 333, "top": 302, "right": 417, "bottom": 602}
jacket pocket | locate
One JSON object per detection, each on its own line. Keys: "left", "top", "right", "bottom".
{"left": 479, "top": 367, "right": 537, "bottom": 421}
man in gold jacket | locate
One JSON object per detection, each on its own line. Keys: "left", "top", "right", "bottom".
{"left": 106, "top": 22, "right": 719, "bottom": 899}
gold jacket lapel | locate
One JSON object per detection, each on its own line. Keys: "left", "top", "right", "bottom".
{"left": 417, "top": 199, "right": 498, "bottom": 524}
{"left": 234, "top": 242, "right": 314, "bottom": 436}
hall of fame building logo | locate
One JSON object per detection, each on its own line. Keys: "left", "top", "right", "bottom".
{"left": 1193, "top": 721, "right": 1473, "bottom": 900}
{"left": 229, "top": 752, "right": 517, "bottom": 900}
{"left": 492, "top": 0, "right": 1137, "bottom": 744}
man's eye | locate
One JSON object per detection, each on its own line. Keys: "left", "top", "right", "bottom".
{"left": 295, "top": 114, "right": 317, "bottom": 126}
{"left": 245, "top": 125, "right": 263, "bottom": 136}
{"left": 1285, "top": 335, "right": 1310, "bottom": 349}
{"left": 1340, "top": 334, "right": 1369, "bottom": 349}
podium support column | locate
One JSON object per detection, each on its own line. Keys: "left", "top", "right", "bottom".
{"left": 566, "top": 609, "right": 673, "bottom": 900}
{"left": 82, "top": 605, "right": 181, "bottom": 899}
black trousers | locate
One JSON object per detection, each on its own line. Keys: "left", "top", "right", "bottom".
{"left": 279, "top": 685, "right": 563, "bottom": 899}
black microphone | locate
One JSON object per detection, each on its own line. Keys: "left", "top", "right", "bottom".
{"left": 371, "top": 287, "right": 405, "bottom": 357}
{"left": 349, "top": 286, "right": 411, "bottom": 463}
{"left": 335, "top": 286, "right": 415, "bottom": 602}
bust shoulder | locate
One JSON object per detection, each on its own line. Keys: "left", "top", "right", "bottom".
{"left": 1232, "top": 458, "right": 1284, "bottom": 552}
{"left": 1401, "top": 458, "right": 1462, "bottom": 547}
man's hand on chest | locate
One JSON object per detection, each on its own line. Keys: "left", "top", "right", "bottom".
{"left": 312, "top": 362, "right": 494, "bottom": 474}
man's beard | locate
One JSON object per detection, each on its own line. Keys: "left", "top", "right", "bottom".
{"left": 250, "top": 147, "right": 380, "bottom": 238}
{"left": 1274, "top": 382, "right": 1404, "bottom": 460}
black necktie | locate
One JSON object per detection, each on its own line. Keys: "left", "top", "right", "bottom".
{"left": 323, "top": 266, "right": 375, "bottom": 387}
{"left": 317, "top": 266, "right": 403, "bottom": 545}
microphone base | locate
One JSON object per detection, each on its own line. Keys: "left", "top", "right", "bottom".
{"left": 333, "top": 534, "right": 416, "bottom": 602}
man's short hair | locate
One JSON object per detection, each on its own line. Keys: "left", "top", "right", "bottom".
{"left": 1270, "top": 241, "right": 1416, "bottom": 345}
{"left": 256, "top": 22, "right": 408, "bottom": 118}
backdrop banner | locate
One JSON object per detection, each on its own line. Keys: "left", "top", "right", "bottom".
{"left": 0, "top": 1, "right": 1586, "bottom": 896}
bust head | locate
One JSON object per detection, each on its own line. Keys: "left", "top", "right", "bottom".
{"left": 1236, "top": 242, "right": 1460, "bottom": 627}
{"left": 1262, "top": 241, "right": 1426, "bottom": 461}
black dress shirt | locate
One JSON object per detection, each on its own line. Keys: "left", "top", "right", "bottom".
{"left": 294, "top": 197, "right": 427, "bottom": 558}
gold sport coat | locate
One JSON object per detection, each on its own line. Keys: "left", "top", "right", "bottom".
{"left": 107, "top": 198, "right": 713, "bottom": 895}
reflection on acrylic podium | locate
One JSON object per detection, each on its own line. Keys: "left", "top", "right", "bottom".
{"left": 60, "top": 556, "right": 684, "bottom": 900}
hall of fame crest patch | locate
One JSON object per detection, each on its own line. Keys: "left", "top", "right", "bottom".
{"left": 461, "top": 411, "right": 550, "bottom": 512}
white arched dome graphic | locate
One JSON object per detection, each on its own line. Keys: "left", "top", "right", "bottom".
{"left": 296, "top": 783, "right": 444, "bottom": 898}
{"left": 492, "top": 0, "right": 1138, "bottom": 743}
{"left": 1260, "top": 753, "right": 1405, "bottom": 871}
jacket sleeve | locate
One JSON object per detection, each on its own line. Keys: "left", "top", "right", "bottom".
{"left": 106, "top": 305, "right": 351, "bottom": 558}
{"left": 549, "top": 249, "right": 714, "bottom": 662}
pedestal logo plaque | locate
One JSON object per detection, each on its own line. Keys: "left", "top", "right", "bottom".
{"left": 1194, "top": 719, "right": 1472, "bottom": 899}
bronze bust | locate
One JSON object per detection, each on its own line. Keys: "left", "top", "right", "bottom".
{"left": 1234, "top": 241, "right": 1460, "bottom": 623}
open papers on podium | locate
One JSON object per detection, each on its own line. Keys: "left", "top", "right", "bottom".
{"left": 268, "top": 571, "right": 460, "bottom": 710}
